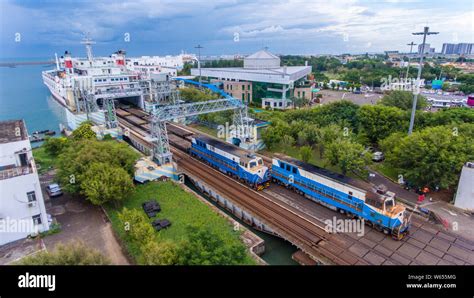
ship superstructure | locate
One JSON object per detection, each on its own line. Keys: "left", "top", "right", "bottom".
{"left": 42, "top": 38, "right": 187, "bottom": 130}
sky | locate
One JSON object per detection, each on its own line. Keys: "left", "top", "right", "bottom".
{"left": 0, "top": 0, "right": 473, "bottom": 59}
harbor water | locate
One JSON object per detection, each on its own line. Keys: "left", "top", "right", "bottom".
{"left": 0, "top": 63, "right": 65, "bottom": 146}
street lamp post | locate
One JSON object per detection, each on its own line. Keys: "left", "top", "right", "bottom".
{"left": 408, "top": 27, "right": 439, "bottom": 135}
{"left": 194, "top": 44, "right": 203, "bottom": 88}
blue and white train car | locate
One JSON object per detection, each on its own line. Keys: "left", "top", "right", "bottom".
{"left": 189, "top": 135, "right": 270, "bottom": 190}
{"left": 271, "top": 154, "right": 409, "bottom": 239}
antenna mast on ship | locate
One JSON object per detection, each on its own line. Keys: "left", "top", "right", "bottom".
{"left": 80, "top": 33, "right": 96, "bottom": 63}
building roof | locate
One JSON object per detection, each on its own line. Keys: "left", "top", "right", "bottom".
{"left": 245, "top": 49, "right": 279, "bottom": 60}
{"left": 191, "top": 65, "right": 312, "bottom": 85}
{"left": 0, "top": 120, "right": 28, "bottom": 144}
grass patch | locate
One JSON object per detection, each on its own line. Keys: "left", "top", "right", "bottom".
{"left": 105, "top": 181, "right": 256, "bottom": 265}
{"left": 32, "top": 146, "right": 56, "bottom": 174}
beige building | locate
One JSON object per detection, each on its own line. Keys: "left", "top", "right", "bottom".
{"left": 294, "top": 86, "right": 312, "bottom": 101}
{"left": 211, "top": 79, "right": 253, "bottom": 104}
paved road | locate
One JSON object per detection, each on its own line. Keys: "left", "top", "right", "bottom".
{"left": 366, "top": 167, "right": 474, "bottom": 241}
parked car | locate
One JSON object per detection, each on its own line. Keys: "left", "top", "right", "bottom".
{"left": 372, "top": 151, "right": 384, "bottom": 162}
{"left": 46, "top": 183, "right": 63, "bottom": 197}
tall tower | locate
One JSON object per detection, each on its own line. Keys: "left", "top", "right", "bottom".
{"left": 80, "top": 35, "right": 96, "bottom": 63}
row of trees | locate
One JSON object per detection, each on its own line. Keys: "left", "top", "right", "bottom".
{"left": 118, "top": 208, "right": 248, "bottom": 265}
{"left": 261, "top": 95, "right": 474, "bottom": 188}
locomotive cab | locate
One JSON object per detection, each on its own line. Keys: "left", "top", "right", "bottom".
{"left": 247, "top": 157, "right": 269, "bottom": 183}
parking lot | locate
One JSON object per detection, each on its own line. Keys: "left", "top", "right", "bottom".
{"left": 318, "top": 90, "right": 383, "bottom": 106}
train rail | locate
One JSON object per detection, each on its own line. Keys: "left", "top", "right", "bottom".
{"left": 115, "top": 106, "right": 474, "bottom": 265}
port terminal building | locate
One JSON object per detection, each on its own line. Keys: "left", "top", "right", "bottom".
{"left": 191, "top": 49, "right": 312, "bottom": 109}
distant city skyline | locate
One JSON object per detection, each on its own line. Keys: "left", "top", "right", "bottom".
{"left": 0, "top": 0, "right": 473, "bottom": 58}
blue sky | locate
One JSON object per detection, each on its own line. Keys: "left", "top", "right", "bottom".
{"left": 0, "top": 0, "right": 473, "bottom": 59}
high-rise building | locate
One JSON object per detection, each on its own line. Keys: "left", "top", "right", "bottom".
{"left": 418, "top": 43, "right": 430, "bottom": 54}
{"left": 0, "top": 120, "right": 50, "bottom": 246}
{"left": 442, "top": 43, "right": 473, "bottom": 55}
{"left": 457, "top": 43, "right": 473, "bottom": 55}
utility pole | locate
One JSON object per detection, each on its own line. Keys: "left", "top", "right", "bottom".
{"left": 408, "top": 27, "right": 438, "bottom": 135}
{"left": 195, "top": 44, "right": 203, "bottom": 88}
{"left": 406, "top": 42, "right": 417, "bottom": 78}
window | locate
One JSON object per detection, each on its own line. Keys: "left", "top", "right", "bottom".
{"left": 247, "top": 93, "right": 250, "bottom": 101}
{"left": 242, "top": 85, "right": 245, "bottom": 90}
{"left": 286, "top": 164, "right": 291, "bottom": 172}
{"left": 32, "top": 214, "right": 42, "bottom": 225}
{"left": 302, "top": 91, "right": 306, "bottom": 97}
{"left": 292, "top": 167, "right": 297, "bottom": 174}
{"left": 27, "top": 191, "right": 36, "bottom": 202}
{"left": 242, "top": 94, "right": 245, "bottom": 101}
{"left": 280, "top": 162, "right": 285, "bottom": 169}
{"left": 249, "top": 161, "right": 257, "bottom": 168}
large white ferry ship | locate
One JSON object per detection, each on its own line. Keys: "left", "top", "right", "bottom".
{"left": 42, "top": 38, "right": 194, "bottom": 130}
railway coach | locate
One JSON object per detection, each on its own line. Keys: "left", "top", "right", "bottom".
{"left": 271, "top": 154, "right": 410, "bottom": 239}
{"left": 189, "top": 135, "right": 270, "bottom": 190}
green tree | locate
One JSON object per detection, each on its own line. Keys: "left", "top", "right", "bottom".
{"left": 118, "top": 208, "right": 156, "bottom": 244}
{"left": 325, "top": 139, "right": 368, "bottom": 175}
{"left": 279, "top": 135, "right": 295, "bottom": 153}
{"left": 379, "top": 90, "right": 427, "bottom": 110}
{"left": 383, "top": 125, "right": 474, "bottom": 189}
{"left": 179, "top": 87, "right": 219, "bottom": 102}
{"left": 299, "top": 146, "right": 313, "bottom": 163}
{"left": 141, "top": 240, "right": 179, "bottom": 265}
{"left": 318, "top": 124, "right": 344, "bottom": 158}
{"left": 357, "top": 105, "right": 405, "bottom": 144}
{"left": 71, "top": 121, "right": 96, "bottom": 140}
{"left": 81, "top": 162, "right": 134, "bottom": 207}
{"left": 56, "top": 140, "right": 139, "bottom": 194}
{"left": 43, "top": 137, "right": 69, "bottom": 156}
{"left": 177, "top": 226, "right": 247, "bottom": 265}
{"left": 15, "top": 242, "right": 110, "bottom": 265}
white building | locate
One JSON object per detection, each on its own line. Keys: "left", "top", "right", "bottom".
{"left": 190, "top": 49, "right": 312, "bottom": 109}
{"left": 0, "top": 120, "right": 49, "bottom": 246}
{"left": 454, "top": 162, "right": 474, "bottom": 212}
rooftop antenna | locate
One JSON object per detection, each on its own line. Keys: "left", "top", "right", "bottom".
{"left": 80, "top": 33, "right": 96, "bottom": 63}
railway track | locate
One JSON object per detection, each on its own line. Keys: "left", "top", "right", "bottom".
{"left": 116, "top": 108, "right": 367, "bottom": 264}
{"left": 115, "top": 106, "right": 474, "bottom": 265}
{"left": 172, "top": 148, "right": 367, "bottom": 265}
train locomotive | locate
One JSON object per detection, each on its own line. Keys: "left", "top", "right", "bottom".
{"left": 271, "top": 154, "right": 410, "bottom": 240}
{"left": 189, "top": 135, "right": 270, "bottom": 190}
